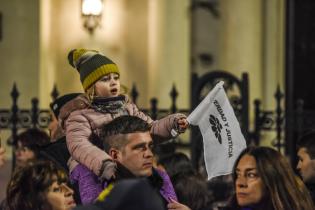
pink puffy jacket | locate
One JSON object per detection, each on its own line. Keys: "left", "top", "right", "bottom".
{"left": 59, "top": 94, "right": 185, "bottom": 176}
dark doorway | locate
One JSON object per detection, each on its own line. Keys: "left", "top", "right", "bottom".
{"left": 286, "top": 0, "right": 315, "bottom": 162}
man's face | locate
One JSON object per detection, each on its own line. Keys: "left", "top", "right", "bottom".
{"left": 297, "top": 147, "right": 315, "bottom": 183}
{"left": 114, "top": 132, "right": 154, "bottom": 177}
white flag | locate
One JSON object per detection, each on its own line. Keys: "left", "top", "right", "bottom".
{"left": 187, "top": 81, "right": 247, "bottom": 180}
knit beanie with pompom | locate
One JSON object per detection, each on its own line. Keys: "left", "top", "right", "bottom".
{"left": 67, "top": 49, "right": 120, "bottom": 91}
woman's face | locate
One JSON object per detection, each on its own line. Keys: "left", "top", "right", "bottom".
{"left": 94, "top": 73, "right": 120, "bottom": 97}
{"left": 235, "top": 154, "right": 265, "bottom": 207}
{"left": 14, "top": 141, "right": 35, "bottom": 167}
{"left": 46, "top": 181, "right": 76, "bottom": 210}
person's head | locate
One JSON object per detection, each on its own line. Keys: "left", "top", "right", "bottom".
{"left": 49, "top": 93, "right": 82, "bottom": 141}
{"left": 172, "top": 174, "right": 213, "bottom": 210}
{"left": 6, "top": 160, "right": 76, "bottom": 210}
{"left": 67, "top": 49, "right": 120, "bottom": 101}
{"left": 100, "top": 116, "right": 153, "bottom": 177}
{"left": 296, "top": 130, "right": 315, "bottom": 184}
{"left": 157, "top": 152, "right": 194, "bottom": 177}
{"left": 232, "top": 146, "right": 314, "bottom": 210}
{"left": 15, "top": 128, "right": 50, "bottom": 167}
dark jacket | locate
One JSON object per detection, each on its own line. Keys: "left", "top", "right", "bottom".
{"left": 306, "top": 183, "right": 315, "bottom": 204}
{"left": 39, "top": 137, "right": 70, "bottom": 173}
{"left": 73, "top": 178, "right": 166, "bottom": 210}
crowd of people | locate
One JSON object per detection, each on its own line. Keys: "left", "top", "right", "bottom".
{"left": 0, "top": 49, "right": 315, "bottom": 210}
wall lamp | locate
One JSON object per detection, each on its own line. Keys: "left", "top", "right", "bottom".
{"left": 81, "top": 0, "right": 103, "bottom": 34}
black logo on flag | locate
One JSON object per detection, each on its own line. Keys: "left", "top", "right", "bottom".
{"left": 209, "top": 115, "right": 223, "bottom": 144}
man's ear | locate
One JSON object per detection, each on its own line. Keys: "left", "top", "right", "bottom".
{"left": 109, "top": 148, "right": 119, "bottom": 160}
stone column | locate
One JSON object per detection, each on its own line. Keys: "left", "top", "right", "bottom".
{"left": 148, "top": 0, "right": 190, "bottom": 108}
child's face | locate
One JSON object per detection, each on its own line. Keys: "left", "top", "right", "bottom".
{"left": 95, "top": 73, "right": 120, "bottom": 97}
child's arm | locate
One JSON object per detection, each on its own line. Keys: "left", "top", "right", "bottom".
{"left": 150, "top": 113, "right": 189, "bottom": 141}
{"left": 66, "top": 111, "right": 116, "bottom": 179}
{"left": 70, "top": 164, "right": 104, "bottom": 204}
{"left": 126, "top": 101, "right": 189, "bottom": 141}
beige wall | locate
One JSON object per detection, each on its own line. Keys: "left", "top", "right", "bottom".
{"left": 0, "top": 0, "right": 40, "bottom": 108}
{"left": 0, "top": 0, "right": 40, "bottom": 200}
{"left": 218, "top": 0, "right": 263, "bottom": 119}
{"left": 217, "top": 0, "right": 285, "bottom": 114}
{"left": 148, "top": 0, "right": 190, "bottom": 108}
{"left": 262, "top": 0, "right": 285, "bottom": 109}
{"left": 191, "top": 0, "right": 285, "bottom": 146}
{"left": 260, "top": 0, "right": 285, "bottom": 146}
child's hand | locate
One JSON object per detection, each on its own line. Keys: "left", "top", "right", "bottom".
{"left": 177, "top": 117, "right": 189, "bottom": 133}
{"left": 100, "top": 160, "right": 117, "bottom": 180}
{"left": 167, "top": 198, "right": 191, "bottom": 210}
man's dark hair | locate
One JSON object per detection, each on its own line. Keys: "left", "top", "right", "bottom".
{"left": 297, "top": 129, "right": 315, "bottom": 159}
{"left": 100, "top": 116, "right": 151, "bottom": 152}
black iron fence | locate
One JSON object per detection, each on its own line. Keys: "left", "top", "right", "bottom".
{"left": 2, "top": 71, "right": 305, "bottom": 168}
{"left": 0, "top": 71, "right": 250, "bottom": 170}
{"left": 251, "top": 86, "right": 285, "bottom": 151}
{"left": 0, "top": 84, "right": 60, "bottom": 146}
{"left": 0, "top": 83, "right": 194, "bottom": 148}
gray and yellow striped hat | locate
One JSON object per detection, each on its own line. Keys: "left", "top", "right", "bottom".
{"left": 67, "top": 49, "right": 120, "bottom": 91}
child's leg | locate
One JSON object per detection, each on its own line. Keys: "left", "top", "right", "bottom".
{"left": 70, "top": 164, "right": 103, "bottom": 204}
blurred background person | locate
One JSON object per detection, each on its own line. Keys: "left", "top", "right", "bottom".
{"left": 157, "top": 152, "right": 193, "bottom": 178}
{"left": 14, "top": 128, "right": 50, "bottom": 168}
{"left": 296, "top": 129, "right": 315, "bottom": 202}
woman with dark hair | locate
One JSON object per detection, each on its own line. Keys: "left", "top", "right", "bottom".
{"left": 5, "top": 160, "right": 76, "bottom": 210}
{"left": 227, "top": 146, "right": 314, "bottom": 210}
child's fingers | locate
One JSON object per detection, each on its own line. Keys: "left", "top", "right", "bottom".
{"left": 167, "top": 200, "right": 180, "bottom": 209}
{"left": 169, "top": 198, "right": 178, "bottom": 203}
{"left": 178, "top": 118, "right": 189, "bottom": 123}
{"left": 177, "top": 119, "right": 189, "bottom": 129}
{"left": 167, "top": 199, "right": 191, "bottom": 210}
